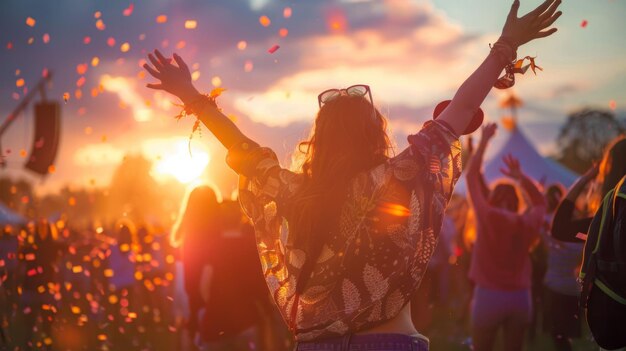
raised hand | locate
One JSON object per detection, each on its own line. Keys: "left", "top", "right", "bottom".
{"left": 501, "top": 0, "right": 562, "bottom": 48}
{"left": 500, "top": 153, "right": 524, "bottom": 180}
{"left": 480, "top": 122, "right": 498, "bottom": 143}
{"left": 143, "top": 50, "right": 199, "bottom": 103}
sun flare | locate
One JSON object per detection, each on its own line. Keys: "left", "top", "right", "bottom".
{"left": 150, "top": 139, "right": 210, "bottom": 184}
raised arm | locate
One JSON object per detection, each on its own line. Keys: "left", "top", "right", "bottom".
{"left": 466, "top": 123, "right": 497, "bottom": 211}
{"left": 439, "top": 0, "right": 562, "bottom": 136}
{"left": 143, "top": 50, "right": 250, "bottom": 150}
{"left": 551, "top": 165, "right": 598, "bottom": 242}
{"left": 500, "top": 154, "right": 546, "bottom": 209}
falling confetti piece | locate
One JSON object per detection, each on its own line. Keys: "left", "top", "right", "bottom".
{"left": 120, "top": 42, "right": 130, "bottom": 52}
{"left": 76, "top": 63, "right": 89, "bottom": 75}
{"left": 191, "top": 71, "right": 201, "bottom": 81}
{"left": 94, "top": 11, "right": 101, "bottom": 19}
{"left": 83, "top": 36, "right": 91, "bottom": 44}
{"left": 211, "top": 76, "right": 222, "bottom": 87}
{"left": 107, "top": 37, "right": 116, "bottom": 47}
{"left": 91, "top": 57, "right": 99, "bottom": 67}
{"left": 20, "top": 149, "right": 27, "bottom": 157}
{"left": 609, "top": 100, "right": 617, "bottom": 110}
{"left": 284, "top": 7, "right": 292, "bottom": 18}
{"left": 268, "top": 44, "right": 280, "bottom": 54}
{"left": 581, "top": 20, "right": 588, "bottom": 28}
{"left": 139, "top": 33, "right": 146, "bottom": 40}
{"left": 75, "top": 89, "right": 83, "bottom": 99}
{"left": 95, "top": 19, "right": 106, "bottom": 31}
{"left": 16, "top": 78, "right": 25, "bottom": 87}
{"left": 123, "top": 3, "right": 134, "bottom": 16}
{"left": 156, "top": 15, "right": 167, "bottom": 24}
{"left": 63, "top": 92, "right": 70, "bottom": 103}
{"left": 279, "top": 28, "right": 288, "bottom": 37}
{"left": 244, "top": 60, "right": 253, "bottom": 72}
{"left": 42, "top": 68, "right": 49, "bottom": 77}
{"left": 7, "top": 42, "right": 13, "bottom": 50}
{"left": 185, "top": 20, "right": 197, "bottom": 29}
{"left": 97, "top": 334, "right": 107, "bottom": 341}
{"left": 27, "top": 37, "right": 34, "bottom": 45}
{"left": 176, "top": 40, "right": 186, "bottom": 49}
{"left": 237, "top": 40, "right": 247, "bottom": 50}
{"left": 259, "top": 15, "right": 271, "bottom": 27}
{"left": 76, "top": 76, "right": 86, "bottom": 87}
{"left": 42, "top": 33, "right": 50, "bottom": 44}
{"left": 26, "top": 17, "right": 36, "bottom": 27}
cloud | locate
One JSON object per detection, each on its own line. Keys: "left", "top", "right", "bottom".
{"left": 227, "top": 0, "right": 483, "bottom": 127}
{"left": 100, "top": 74, "right": 153, "bottom": 122}
{"left": 73, "top": 143, "right": 125, "bottom": 167}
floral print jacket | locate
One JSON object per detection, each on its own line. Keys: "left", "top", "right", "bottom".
{"left": 226, "top": 120, "right": 461, "bottom": 341}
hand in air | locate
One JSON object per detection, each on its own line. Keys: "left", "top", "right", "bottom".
{"left": 143, "top": 50, "right": 199, "bottom": 102}
{"left": 501, "top": 0, "right": 562, "bottom": 47}
{"left": 480, "top": 122, "right": 498, "bottom": 142}
{"left": 500, "top": 153, "right": 524, "bottom": 180}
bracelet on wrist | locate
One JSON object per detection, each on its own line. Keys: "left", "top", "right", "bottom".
{"left": 490, "top": 39, "right": 543, "bottom": 90}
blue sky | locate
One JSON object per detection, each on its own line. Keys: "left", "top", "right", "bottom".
{"left": 0, "top": 0, "right": 624, "bottom": 194}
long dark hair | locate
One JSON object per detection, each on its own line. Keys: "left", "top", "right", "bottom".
{"left": 170, "top": 185, "right": 220, "bottom": 247}
{"left": 289, "top": 95, "right": 392, "bottom": 291}
{"left": 599, "top": 136, "right": 626, "bottom": 199}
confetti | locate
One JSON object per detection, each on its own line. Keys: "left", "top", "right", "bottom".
{"left": 91, "top": 57, "right": 100, "bottom": 67}
{"left": 581, "top": 20, "right": 588, "bottom": 28}
{"left": 20, "top": 149, "right": 27, "bottom": 157}
{"left": 176, "top": 40, "right": 186, "bottom": 49}
{"left": 185, "top": 20, "right": 197, "bottom": 29}
{"left": 191, "top": 71, "right": 201, "bottom": 81}
{"left": 244, "top": 60, "right": 253, "bottom": 72}
{"left": 16, "top": 78, "right": 25, "bottom": 88}
{"left": 237, "top": 40, "right": 247, "bottom": 50}
{"left": 107, "top": 37, "right": 116, "bottom": 47}
{"left": 63, "top": 92, "right": 70, "bottom": 103}
{"left": 284, "top": 7, "right": 292, "bottom": 18}
{"left": 139, "top": 33, "right": 146, "bottom": 40}
{"left": 27, "top": 37, "right": 34, "bottom": 45}
{"left": 268, "top": 44, "right": 280, "bottom": 54}
{"left": 211, "top": 76, "right": 222, "bottom": 87}
{"left": 94, "top": 11, "right": 101, "bottom": 19}
{"left": 42, "top": 33, "right": 50, "bottom": 44}
{"left": 609, "top": 100, "right": 617, "bottom": 110}
{"left": 96, "top": 19, "right": 106, "bottom": 31}
{"left": 259, "top": 15, "right": 271, "bottom": 27}
{"left": 76, "top": 76, "right": 86, "bottom": 87}
{"left": 83, "top": 36, "right": 91, "bottom": 44}
{"left": 156, "top": 15, "right": 167, "bottom": 24}
{"left": 75, "top": 89, "right": 83, "bottom": 99}
{"left": 26, "top": 17, "right": 36, "bottom": 27}
{"left": 76, "top": 63, "right": 89, "bottom": 75}
{"left": 42, "top": 68, "right": 49, "bottom": 77}
{"left": 123, "top": 3, "right": 134, "bottom": 16}
{"left": 120, "top": 42, "right": 130, "bottom": 52}
{"left": 279, "top": 28, "right": 288, "bottom": 37}
{"left": 7, "top": 42, "right": 13, "bottom": 50}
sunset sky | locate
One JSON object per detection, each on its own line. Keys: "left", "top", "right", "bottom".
{"left": 1, "top": 0, "right": 624, "bottom": 195}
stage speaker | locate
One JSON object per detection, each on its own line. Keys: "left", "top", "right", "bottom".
{"left": 25, "top": 101, "right": 61, "bottom": 175}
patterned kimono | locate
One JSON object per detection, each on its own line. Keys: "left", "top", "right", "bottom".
{"left": 226, "top": 120, "right": 461, "bottom": 341}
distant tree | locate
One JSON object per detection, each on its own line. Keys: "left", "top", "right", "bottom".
{"left": 107, "top": 154, "right": 161, "bottom": 221}
{"left": 556, "top": 108, "right": 625, "bottom": 174}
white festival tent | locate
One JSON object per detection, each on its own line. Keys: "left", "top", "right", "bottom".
{"left": 0, "top": 201, "right": 26, "bottom": 225}
{"left": 453, "top": 121, "right": 579, "bottom": 195}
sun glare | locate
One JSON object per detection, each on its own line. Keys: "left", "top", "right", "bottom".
{"left": 152, "top": 139, "right": 210, "bottom": 184}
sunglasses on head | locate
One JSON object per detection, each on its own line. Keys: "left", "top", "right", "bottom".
{"left": 317, "top": 84, "right": 373, "bottom": 109}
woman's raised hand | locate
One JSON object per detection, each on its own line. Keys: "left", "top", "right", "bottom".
{"left": 501, "top": 153, "right": 524, "bottom": 180}
{"left": 143, "top": 50, "right": 199, "bottom": 103}
{"left": 501, "top": 0, "right": 562, "bottom": 48}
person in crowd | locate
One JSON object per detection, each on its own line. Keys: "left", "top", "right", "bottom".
{"left": 552, "top": 137, "right": 626, "bottom": 243}
{"left": 466, "top": 123, "right": 547, "bottom": 351}
{"left": 18, "top": 220, "right": 63, "bottom": 350}
{"left": 143, "top": 0, "right": 562, "bottom": 348}
{"left": 170, "top": 185, "right": 222, "bottom": 347}
{"left": 538, "top": 183, "right": 586, "bottom": 351}
{"left": 197, "top": 199, "right": 273, "bottom": 351}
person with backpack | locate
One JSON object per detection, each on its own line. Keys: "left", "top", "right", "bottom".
{"left": 143, "top": 0, "right": 562, "bottom": 348}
